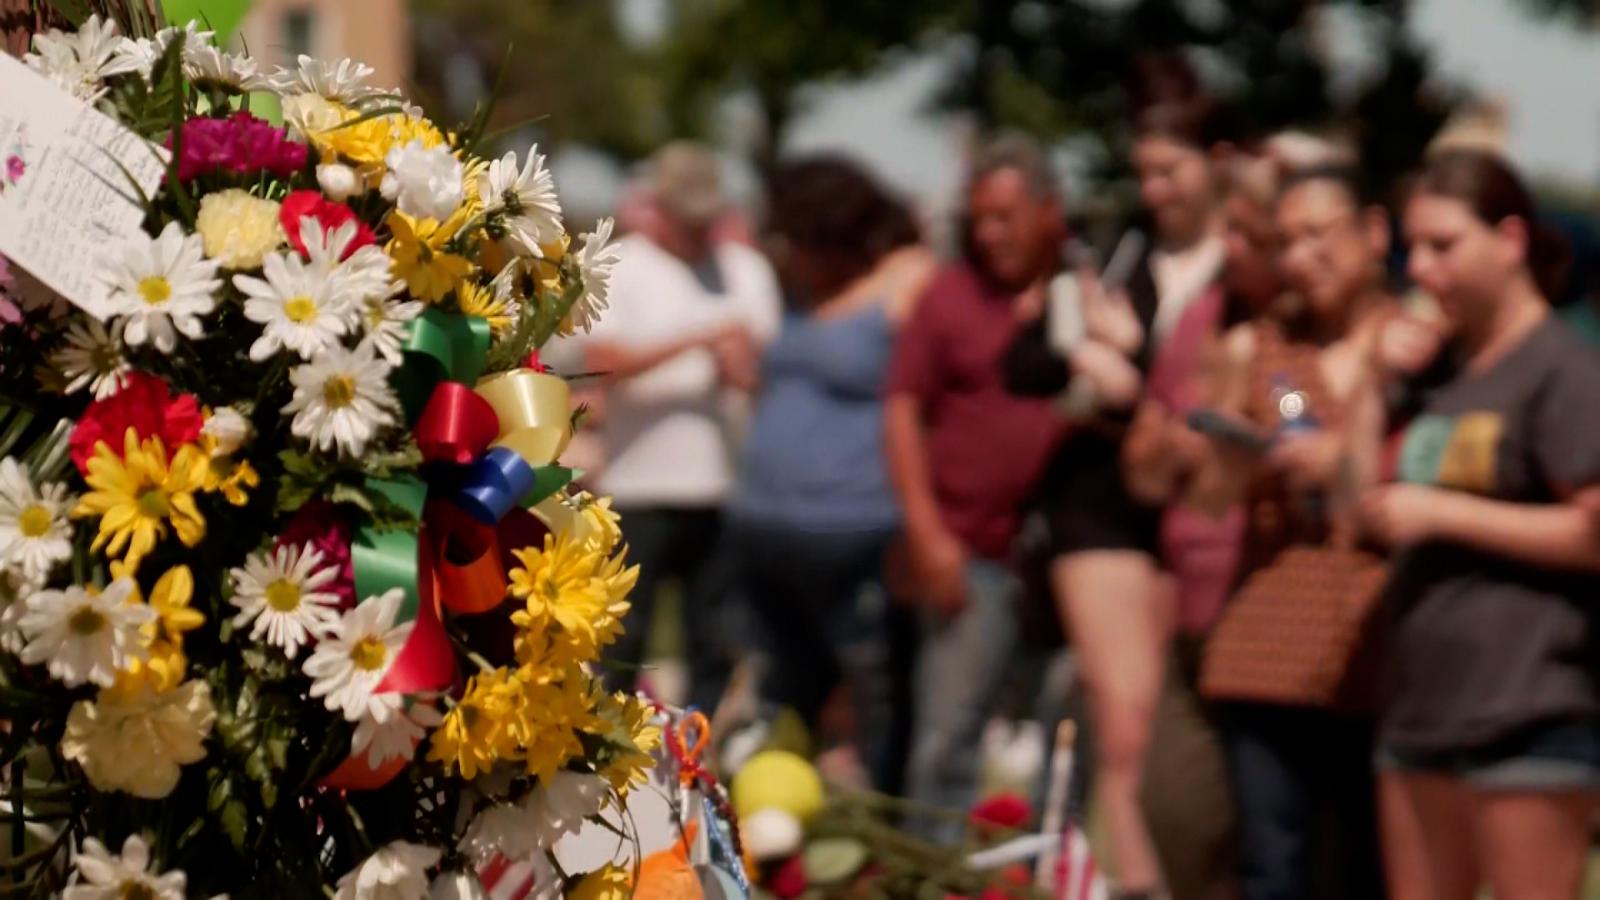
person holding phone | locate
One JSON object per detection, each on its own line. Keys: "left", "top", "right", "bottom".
{"left": 1365, "top": 150, "right": 1600, "bottom": 900}
{"left": 1198, "top": 164, "right": 1396, "bottom": 899}
{"left": 1002, "top": 66, "right": 1231, "bottom": 896}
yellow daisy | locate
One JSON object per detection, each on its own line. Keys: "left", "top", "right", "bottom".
{"left": 517, "top": 674, "right": 595, "bottom": 784}
{"left": 456, "top": 281, "right": 515, "bottom": 337}
{"left": 73, "top": 431, "right": 207, "bottom": 571}
{"left": 386, "top": 210, "right": 475, "bottom": 303}
{"left": 593, "top": 690, "right": 661, "bottom": 796}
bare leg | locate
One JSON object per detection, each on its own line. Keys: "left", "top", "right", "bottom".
{"left": 1475, "top": 788, "right": 1599, "bottom": 900}
{"left": 1379, "top": 770, "right": 1478, "bottom": 900}
{"left": 1055, "top": 549, "right": 1168, "bottom": 891}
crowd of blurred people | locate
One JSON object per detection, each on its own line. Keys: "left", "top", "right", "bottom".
{"left": 560, "top": 55, "right": 1600, "bottom": 900}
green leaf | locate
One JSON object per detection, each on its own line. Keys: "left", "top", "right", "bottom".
{"left": 327, "top": 482, "right": 377, "bottom": 514}
{"left": 274, "top": 479, "right": 317, "bottom": 516}
{"left": 219, "top": 796, "right": 248, "bottom": 851}
{"left": 46, "top": 0, "right": 94, "bottom": 27}
{"left": 458, "top": 42, "right": 515, "bottom": 156}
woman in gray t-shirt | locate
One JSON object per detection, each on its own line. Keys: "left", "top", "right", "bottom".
{"left": 1362, "top": 150, "right": 1600, "bottom": 899}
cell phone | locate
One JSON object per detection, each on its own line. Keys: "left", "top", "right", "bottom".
{"left": 1099, "top": 230, "right": 1145, "bottom": 296}
{"left": 1186, "top": 408, "right": 1273, "bottom": 454}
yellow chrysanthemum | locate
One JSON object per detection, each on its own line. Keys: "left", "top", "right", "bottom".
{"left": 387, "top": 210, "right": 475, "bottom": 303}
{"left": 569, "top": 864, "right": 631, "bottom": 900}
{"left": 593, "top": 691, "right": 661, "bottom": 796}
{"left": 456, "top": 281, "right": 515, "bottom": 337}
{"left": 195, "top": 189, "right": 283, "bottom": 269}
{"left": 518, "top": 674, "right": 596, "bottom": 784}
{"left": 73, "top": 431, "right": 208, "bottom": 571}
{"left": 427, "top": 667, "right": 526, "bottom": 780}
{"left": 110, "top": 638, "right": 187, "bottom": 697}
{"left": 508, "top": 533, "right": 613, "bottom": 658}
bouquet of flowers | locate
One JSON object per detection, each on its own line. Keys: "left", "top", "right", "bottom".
{"left": 0, "top": 10, "right": 660, "bottom": 898}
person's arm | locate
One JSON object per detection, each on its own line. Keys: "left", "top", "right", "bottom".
{"left": 1122, "top": 399, "right": 1187, "bottom": 505}
{"left": 1361, "top": 485, "right": 1600, "bottom": 572}
{"left": 884, "top": 392, "right": 967, "bottom": 609}
{"left": 584, "top": 330, "right": 722, "bottom": 384}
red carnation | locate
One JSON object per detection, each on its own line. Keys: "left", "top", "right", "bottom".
{"left": 280, "top": 190, "right": 376, "bottom": 259}
{"left": 769, "top": 856, "right": 809, "bottom": 900}
{"left": 69, "top": 371, "right": 203, "bottom": 474}
{"left": 970, "top": 793, "right": 1032, "bottom": 835}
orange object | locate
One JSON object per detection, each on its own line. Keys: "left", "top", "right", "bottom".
{"left": 634, "top": 821, "right": 703, "bottom": 900}
{"left": 674, "top": 712, "right": 710, "bottom": 788}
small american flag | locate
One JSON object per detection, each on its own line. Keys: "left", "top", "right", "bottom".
{"left": 1037, "top": 721, "right": 1108, "bottom": 900}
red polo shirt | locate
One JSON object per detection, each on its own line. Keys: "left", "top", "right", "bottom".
{"left": 888, "top": 263, "right": 1068, "bottom": 559}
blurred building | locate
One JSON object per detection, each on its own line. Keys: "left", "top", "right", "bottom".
{"left": 237, "top": 0, "right": 410, "bottom": 93}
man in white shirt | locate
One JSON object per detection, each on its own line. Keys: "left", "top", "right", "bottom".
{"left": 581, "top": 142, "right": 781, "bottom": 710}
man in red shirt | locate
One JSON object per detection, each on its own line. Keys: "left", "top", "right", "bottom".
{"left": 886, "top": 134, "right": 1069, "bottom": 835}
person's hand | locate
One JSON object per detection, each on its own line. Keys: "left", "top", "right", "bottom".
{"left": 1013, "top": 282, "right": 1047, "bottom": 323}
{"left": 1266, "top": 431, "right": 1342, "bottom": 492}
{"left": 1358, "top": 483, "right": 1445, "bottom": 547}
{"left": 907, "top": 523, "right": 967, "bottom": 615}
{"left": 708, "top": 325, "right": 760, "bottom": 392}
{"left": 1067, "top": 340, "right": 1141, "bottom": 410}
{"left": 1080, "top": 272, "right": 1142, "bottom": 356}
{"left": 1376, "top": 313, "right": 1449, "bottom": 380}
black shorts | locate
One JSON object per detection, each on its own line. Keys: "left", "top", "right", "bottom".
{"left": 1033, "top": 431, "right": 1159, "bottom": 558}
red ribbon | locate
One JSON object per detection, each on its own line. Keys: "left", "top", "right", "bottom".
{"left": 414, "top": 382, "right": 499, "bottom": 465}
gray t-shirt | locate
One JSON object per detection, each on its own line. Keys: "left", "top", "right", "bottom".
{"left": 1380, "top": 317, "right": 1600, "bottom": 754}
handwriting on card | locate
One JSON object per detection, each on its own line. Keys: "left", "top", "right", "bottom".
{"left": 0, "top": 52, "right": 166, "bottom": 320}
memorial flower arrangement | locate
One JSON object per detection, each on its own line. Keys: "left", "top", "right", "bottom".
{"left": 0, "top": 12, "right": 656, "bottom": 898}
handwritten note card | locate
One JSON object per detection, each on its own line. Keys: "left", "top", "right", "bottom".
{"left": 0, "top": 52, "right": 166, "bottom": 320}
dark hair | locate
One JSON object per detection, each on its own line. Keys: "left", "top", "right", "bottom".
{"left": 765, "top": 156, "right": 918, "bottom": 283}
{"left": 1126, "top": 52, "right": 1233, "bottom": 149}
{"left": 1412, "top": 149, "right": 1570, "bottom": 300}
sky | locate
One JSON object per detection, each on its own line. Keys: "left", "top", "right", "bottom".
{"left": 558, "top": 0, "right": 1600, "bottom": 219}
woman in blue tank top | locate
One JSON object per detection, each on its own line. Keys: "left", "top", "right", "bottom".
{"left": 728, "top": 158, "right": 932, "bottom": 790}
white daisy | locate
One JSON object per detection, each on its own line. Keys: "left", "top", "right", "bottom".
{"left": 64, "top": 834, "right": 186, "bottom": 900}
{"left": 478, "top": 148, "right": 563, "bottom": 258}
{"left": 356, "top": 295, "right": 423, "bottom": 366}
{"left": 351, "top": 693, "right": 442, "bottom": 767}
{"left": 271, "top": 54, "right": 387, "bottom": 105}
{"left": 381, "top": 140, "right": 465, "bottom": 222}
{"left": 183, "top": 44, "right": 270, "bottom": 91}
{"left": 568, "top": 217, "right": 621, "bottom": 334}
{"left": 50, "top": 319, "right": 131, "bottom": 399}
{"left": 336, "top": 841, "right": 440, "bottom": 900}
{"left": 202, "top": 406, "right": 253, "bottom": 457}
{"left": 112, "top": 21, "right": 215, "bottom": 83}
{"left": 101, "top": 222, "right": 222, "bottom": 355}
{"left": 428, "top": 870, "right": 491, "bottom": 900}
{"left": 25, "top": 15, "right": 140, "bottom": 103}
{"left": 298, "top": 218, "right": 395, "bottom": 309}
{"left": 0, "top": 457, "right": 74, "bottom": 584}
{"left": 19, "top": 579, "right": 152, "bottom": 689}
{"left": 303, "top": 588, "right": 412, "bottom": 721}
{"left": 228, "top": 542, "right": 342, "bottom": 658}
{"left": 282, "top": 343, "right": 399, "bottom": 458}
{"left": 234, "top": 248, "right": 354, "bottom": 362}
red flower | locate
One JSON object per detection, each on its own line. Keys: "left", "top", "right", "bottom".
{"left": 970, "top": 793, "right": 1032, "bottom": 834}
{"left": 279, "top": 190, "right": 376, "bottom": 259}
{"left": 769, "top": 856, "right": 808, "bottom": 900}
{"left": 69, "top": 372, "right": 203, "bottom": 474}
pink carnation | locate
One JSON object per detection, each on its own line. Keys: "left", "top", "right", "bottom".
{"left": 276, "top": 501, "right": 357, "bottom": 610}
{"left": 172, "top": 111, "right": 307, "bottom": 182}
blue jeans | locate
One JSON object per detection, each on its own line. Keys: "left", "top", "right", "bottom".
{"left": 1222, "top": 704, "right": 1385, "bottom": 900}
{"left": 730, "top": 520, "right": 910, "bottom": 791}
{"left": 905, "top": 559, "right": 1024, "bottom": 842}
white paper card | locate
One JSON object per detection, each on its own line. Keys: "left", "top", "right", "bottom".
{"left": 0, "top": 52, "right": 167, "bottom": 320}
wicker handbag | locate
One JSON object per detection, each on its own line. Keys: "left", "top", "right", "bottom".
{"left": 1198, "top": 323, "right": 1387, "bottom": 709}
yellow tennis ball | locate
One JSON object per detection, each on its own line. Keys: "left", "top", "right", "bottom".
{"left": 730, "top": 751, "right": 824, "bottom": 822}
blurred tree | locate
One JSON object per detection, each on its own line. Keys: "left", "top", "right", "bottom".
{"left": 407, "top": 0, "right": 668, "bottom": 160}
{"left": 654, "top": 0, "right": 963, "bottom": 168}
{"left": 1511, "top": 0, "right": 1599, "bottom": 26}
